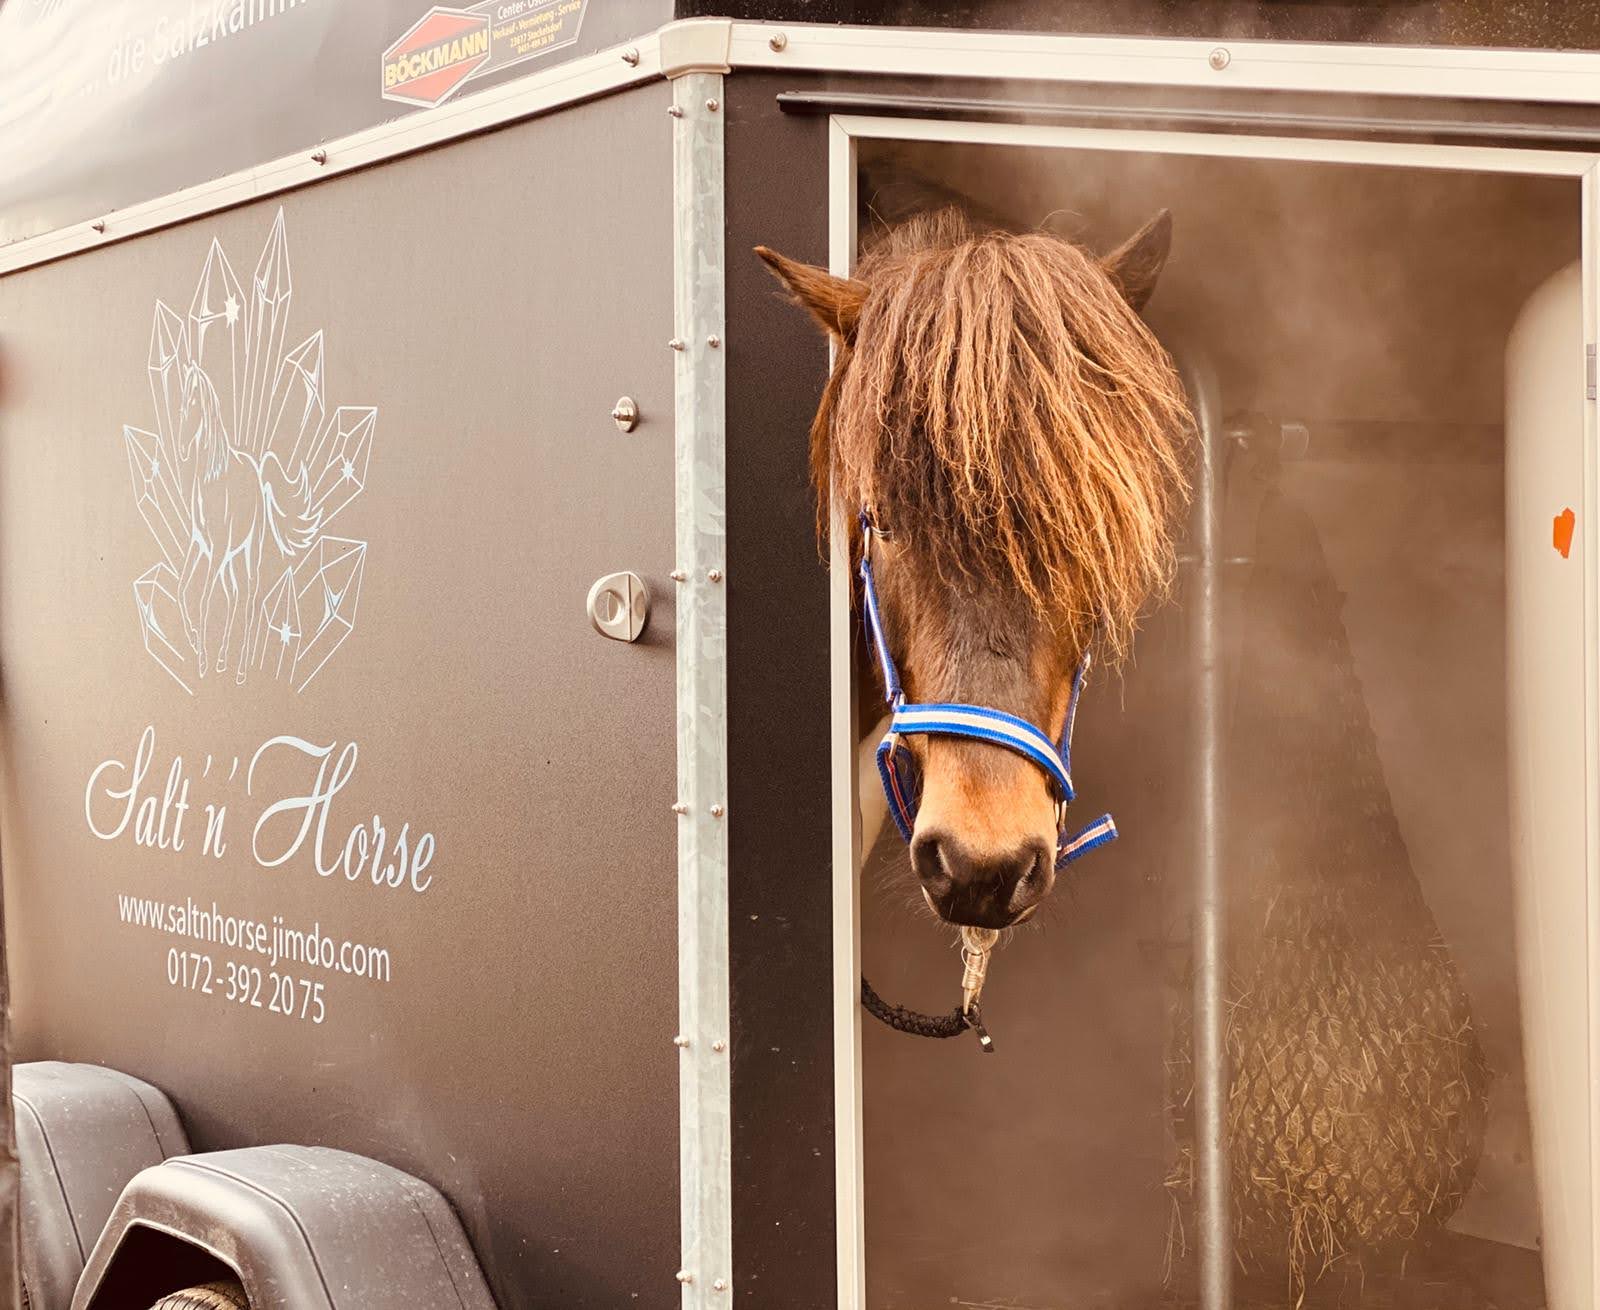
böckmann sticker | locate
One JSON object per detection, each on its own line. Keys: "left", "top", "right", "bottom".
{"left": 381, "top": 0, "right": 585, "bottom": 108}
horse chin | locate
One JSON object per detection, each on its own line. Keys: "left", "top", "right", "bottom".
{"left": 919, "top": 884, "right": 1029, "bottom": 930}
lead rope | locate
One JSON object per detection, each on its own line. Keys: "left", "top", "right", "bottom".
{"left": 860, "top": 926, "right": 999, "bottom": 1053}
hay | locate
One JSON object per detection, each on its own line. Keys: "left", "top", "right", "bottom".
{"left": 1166, "top": 490, "right": 1489, "bottom": 1303}
{"left": 1167, "top": 891, "right": 1489, "bottom": 1302}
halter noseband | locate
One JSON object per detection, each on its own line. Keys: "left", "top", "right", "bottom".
{"left": 859, "top": 516, "right": 1117, "bottom": 871}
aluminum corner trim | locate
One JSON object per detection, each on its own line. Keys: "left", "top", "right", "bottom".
{"left": 672, "top": 69, "right": 733, "bottom": 1310}
{"left": 661, "top": 18, "right": 734, "bottom": 79}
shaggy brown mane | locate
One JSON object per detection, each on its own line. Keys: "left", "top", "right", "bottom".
{"left": 813, "top": 209, "right": 1192, "bottom": 661}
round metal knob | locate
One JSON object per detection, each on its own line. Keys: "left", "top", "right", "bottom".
{"left": 587, "top": 572, "right": 650, "bottom": 642}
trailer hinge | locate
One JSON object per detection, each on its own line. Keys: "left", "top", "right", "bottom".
{"left": 1588, "top": 344, "right": 1596, "bottom": 401}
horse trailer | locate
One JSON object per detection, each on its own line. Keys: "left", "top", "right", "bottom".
{"left": 1, "top": 2, "right": 1599, "bottom": 1307}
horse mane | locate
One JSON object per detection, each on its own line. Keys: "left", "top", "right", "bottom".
{"left": 814, "top": 209, "right": 1192, "bottom": 661}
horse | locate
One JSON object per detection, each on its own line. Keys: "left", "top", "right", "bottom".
{"left": 176, "top": 364, "right": 320, "bottom": 684}
{"left": 758, "top": 208, "right": 1192, "bottom": 928}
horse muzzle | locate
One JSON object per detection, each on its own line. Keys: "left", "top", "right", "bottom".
{"left": 911, "top": 830, "right": 1055, "bottom": 928}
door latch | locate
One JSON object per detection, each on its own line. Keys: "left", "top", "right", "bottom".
{"left": 587, "top": 571, "right": 650, "bottom": 642}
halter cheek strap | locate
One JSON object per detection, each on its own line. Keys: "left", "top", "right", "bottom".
{"left": 860, "top": 519, "right": 1118, "bottom": 870}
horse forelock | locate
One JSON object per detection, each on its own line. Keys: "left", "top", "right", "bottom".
{"left": 814, "top": 209, "right": 1193, "bottom": 663}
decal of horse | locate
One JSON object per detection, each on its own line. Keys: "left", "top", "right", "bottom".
{"left": 125, "top": 212, "right": 375, "bottom": 696}
{"left": 176, "top": 363, "right": 320, "bottom": 684}
{"left": 759, "top": 208, "right": 1192, "bottom": 928}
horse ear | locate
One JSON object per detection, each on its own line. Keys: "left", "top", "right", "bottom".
{"left": 754, "top": 246, "right": 868, "bottom": 341}
{"left": 1101, "top": 209, "right": 1172, "bottom": 313}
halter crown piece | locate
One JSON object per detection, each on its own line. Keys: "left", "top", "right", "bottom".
{"left": 859, "top": 514, "right": 1118, "bottom": 872}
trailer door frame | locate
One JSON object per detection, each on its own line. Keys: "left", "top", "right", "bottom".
{"left": 826, "top": 111, "right": 1600, "bottom": 1310}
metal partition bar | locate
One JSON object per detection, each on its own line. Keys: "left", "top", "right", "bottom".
{"left": 1182, "top": 356, "right": 1232, "bottom": 1310}
{"left": 673, "top": 68, "right": 734, "bottom": 1307}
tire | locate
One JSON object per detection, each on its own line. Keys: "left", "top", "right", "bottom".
{"left": 149, "top": 1284, "right": 249, "bottom": 1310}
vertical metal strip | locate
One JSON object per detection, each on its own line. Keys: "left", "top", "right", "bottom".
{"left": 1183, "top": 356, "right": 1233, "bottom": 1310}
{"left": 827, "top": 116, "right": 866, "bottom": 1310}
{"left": 673, "top": 70, "right": 732, "bottom": 1306}
{"left": 1582, "top": 162, "right": 1600, "bottom": 1310}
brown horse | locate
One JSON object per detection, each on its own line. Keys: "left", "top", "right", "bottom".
{"left": 759, "top": 209, "right": 1192, "bottom": 927}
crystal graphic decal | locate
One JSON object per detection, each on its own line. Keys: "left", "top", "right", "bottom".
{"left": 124, "top": 210, "right": 377, "bottom": 694}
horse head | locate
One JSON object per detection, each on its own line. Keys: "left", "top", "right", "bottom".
{"left": 759, "top": 210, "right": 1192, "bottom": 927}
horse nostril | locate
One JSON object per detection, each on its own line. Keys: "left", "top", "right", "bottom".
{"left": 910, "top": 833, "right": 953, "bottom": 897}
{"left": 1008, "top": 843, "right": 1056, "bottom": 913}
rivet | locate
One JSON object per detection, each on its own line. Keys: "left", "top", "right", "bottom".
{"left": 668, "top": 338, "right": 685, "bottom": 351}
{"left": 610, "top": 395, "right": 639, "bottom": 432}
{"left": 673, "top": 1035, "right": 690, "bottom": 1048}
{"left": 670, "top": 569, "right": 688, "bottom": 582}
{"left": 621, "top": 46, "right": 640, "bottom": 66}
{"left": 707, "top": 568, "right": 723, "bottom": 582}
{"left": 671, "top": 802, "right": 689, "bottom": 815}
{"left": 1208, "top": 47, "right": 1231, "bottom": 70}
{"left": 711, "top": 1040, "right": 727, "bottom": 1053}
{"left": 705, "top": 98, "right": 719, "bottom": 112}
{"left": 676, "top": 1270, "right": 693, "bottom": 1284}
{"left": 91, "top": 220, "right": 106, "bottom": 233}
{"left": 668, "top": 105, "right": 684, "bottom": 118}
{"left": 709, "top": 804, "right": 725, "bottom": 818}
{"left": 706, "top": 334, "right": 721, "bottom": 348}
{"left": 768, "top": 32, "right": 788, "bottom": 51}
{"left": 713, "top": 1279, "right": 728, "bottom": 1292}
{"left": 311, "top": 148, "right": 328, "bottom": 165}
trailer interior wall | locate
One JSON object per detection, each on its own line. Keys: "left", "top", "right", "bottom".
{"left": 835, "top": 129, "right": 1594, "bottom": 1309}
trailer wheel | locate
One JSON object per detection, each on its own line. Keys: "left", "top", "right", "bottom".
{"left": 148, "top": 1283, "right": 249, "bottom": 1309}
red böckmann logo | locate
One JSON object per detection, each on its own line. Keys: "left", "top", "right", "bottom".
{"left": 382, "top": 7, "right": 491, "bottom": 108}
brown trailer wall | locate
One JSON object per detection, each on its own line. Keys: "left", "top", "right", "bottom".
{"left": 0, "top": 84, "right": 680, "bottom": 1310}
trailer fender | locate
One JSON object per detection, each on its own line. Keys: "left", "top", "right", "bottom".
{"left": 72, "top": 1144, "right": 497, "bottom": 1310}
{"left": 14, "top": 1062, "right": 191, "bottom": 1310}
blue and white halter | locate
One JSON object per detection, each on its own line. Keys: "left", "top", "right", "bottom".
{"left": 859, "top": 517, "right": 1118, "bottom": 870}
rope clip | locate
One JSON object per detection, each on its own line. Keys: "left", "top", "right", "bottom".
{"left": 959, "top": 926, "right": 1001, "bottom": 1051}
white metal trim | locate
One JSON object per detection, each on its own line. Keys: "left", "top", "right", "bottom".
{"left": 0, "top": 35, "right": 661, "bottom": 276}
{"left": 734, "top": 20, "right": 1600, "bottom": 107}
{"left": 673, "top": 71, "right": 734, "bottom": 1309}
{"left": 826, "top": 111, "right": 1600, "bottom": 1307}
{"left": 836, "top": 114, "right": 1599, "bottom": 176}
{"left": 1583, "top": 161, "right": 1600, "bottom": 1310}
{"left": 827, "top": 114, "right": 866, "bottom": 1310}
